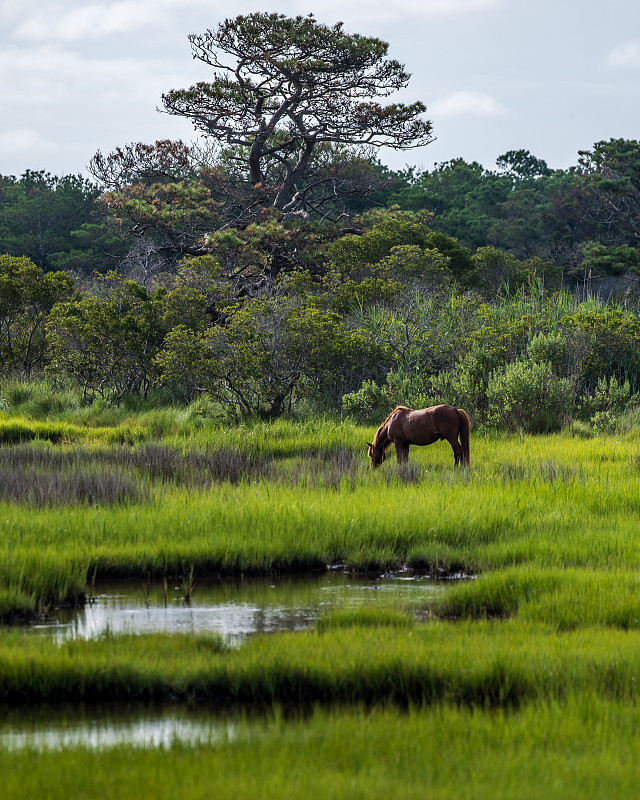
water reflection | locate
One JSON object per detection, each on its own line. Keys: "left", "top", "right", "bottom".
{"left": 32, "top": 572, "right": 443, "bottom": 642}
{"left": 0, "top": 705, "right": 238, "bottom": 751}
{"left": 4, "top": 573, "right": 448, "bottom": 752}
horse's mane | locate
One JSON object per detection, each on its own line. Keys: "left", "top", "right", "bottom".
{"left": 372, "top": 406, "right": 412, "bottom": 447}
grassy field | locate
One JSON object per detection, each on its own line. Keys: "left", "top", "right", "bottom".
{"left": 3, "top": 388, "right": 640, "bottom": 796}
{"left": 1, "top": 412, "right": 640, "bottom": 617}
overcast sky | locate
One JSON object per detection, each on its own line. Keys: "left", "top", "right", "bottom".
{"left": 1, "top": 0, "right": 639, "bottom": 179}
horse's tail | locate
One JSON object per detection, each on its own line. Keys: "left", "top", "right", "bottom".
{"left": 456, "top": 408, "right": 470, "bottom": 466}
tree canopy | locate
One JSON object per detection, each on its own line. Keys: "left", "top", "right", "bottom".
{"left": 160, "top": 13, "right": 432, "bottom": 217}
{"left": 125, "top": 13, "right": 431, "bottom": 225}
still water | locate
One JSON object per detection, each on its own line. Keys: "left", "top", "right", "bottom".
{"left": 33, "top": 570, "right": 444, "bottom": 643}
{"left": 4, "top": 571, "right": 446, "bottom": 751}
{"left": 0, "top": 705, "right": 243, "bottom": 751}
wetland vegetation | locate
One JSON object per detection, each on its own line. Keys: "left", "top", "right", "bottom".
{"left": 2, "top": 386, "right": 640, "bottom": 797}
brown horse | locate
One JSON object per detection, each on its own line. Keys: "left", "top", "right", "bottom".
{"left": 367, "top": 405, "right": 470, "bottom": 468}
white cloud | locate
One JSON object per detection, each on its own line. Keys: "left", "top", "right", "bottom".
{"left": 9, "top": 0, "right": 505, "bottom": 42}
{"left": 0, "top": 128, "right": 46, "bottom": 154}
{"left": 430, "top": 91, "right": 507, "bottom": 118}
{"left": 0, "top": 39, "right": 201, "bottom": 175}
{"left": 607, "top": 40, "right": 640, "bottom": 69}
{"left": 11, "top": 1, "right": 174, "bottom": 42}
{"left": 284, "top": 0, "right": 503, "bottom": 25}
{"left": 0, "top": 44, "right": 187, "bottom": 108}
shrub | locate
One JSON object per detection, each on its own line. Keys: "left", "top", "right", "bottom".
{"left": 590, "top": 410, "right": 618, "bottom": 435}
{"left": 526, "top": 331, "right": 570, "bottom": 375}
{"left": 486, "top": 359, "right": 576, "bottom": 432}
{"left": 341, "top": 380, "right": 392, "bottom": 422}
{"left": 428, "top": 344, "right": 505, "bottom": 423}
{"left": 577, "top": 375, "right": 634, "bottom": 422}
{"left": 384, "top": 370, "right": 434, "bottom": 410}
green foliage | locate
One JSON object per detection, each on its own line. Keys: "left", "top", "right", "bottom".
{"left": 0, "top": 254, "right": 74, "bottom": 378}
{"left": 46, "top": 273, "right": 167, "bottom": 401}
{"left": 47, "top": 222, "right": 128, "bottom": 274}
{"left": 577, "top": 375, "right": 634, "bottom": 430}
{"left": 429, "top": 344, "right": 501, "bottom": 419}
{"left": 154, "top": 325, "right": 212, "bottom": 403}
{"left": 328, "top": 208, "right": 473, "bottom": 283}
{"left": 560, "top": 307, "right": 640, "bottom": 392}
{"left": 341, "top": 379, "right": 392, "bottom": 421}
{"left": 155, "top": 296, "right": 386, "bottom": 418}
{"left": 389, "top": 158, "right": 511, "bottom": 249}
{"left": 0, "top": 171, "right": 115, "bottom": 272}
{"left": 526, "top": 330, "right": 570, "bottom": 373}
{"left": 5, "top": 136, "right": 640, "bottom": 431}
{"left": 387, "top": 143, "right": 640, "bottom": 270}
{"left": 383, "top": 369, "right": 434, "bottom": 410}
{"left": 495, "top": 149, "right": 552, "bottom": 179}
{"left": 486, "top": 359, "right": 575, "bottom": 432}
{"left": 576, "top": 139, "right": 640, "bottom": 252}
{"left": 325, "top": 275, "right": 402, "bottom": 312}
{"left": 580, "top": 241, "right": 640, "bottom": 276}
{"left": 157, "top": 285, "right": 208, "bottom": 332}
{"left": 97, "top": 180, "right": 220, "bottom": 252}
{"left": 472, "top": 247, "right": 559, "bottom": 295}
{"left": 203, "top": 217, "right": 337, "bottom": 287}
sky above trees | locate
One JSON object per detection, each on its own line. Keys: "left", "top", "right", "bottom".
{"left": 1, "top": 0, "right": 639, "bottom": 178}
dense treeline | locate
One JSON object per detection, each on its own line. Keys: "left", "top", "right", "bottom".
{"left": 1, "top": 13, "right": 639, "bottom": 431}
{"left": 2, "top": 144, "right": 640, "bottom": 432}
{"left": 0, "top": 171, "right": 127, "bottom": 273}
{"left": 3, "top": 139, "right": 639, "bottom": 280}
{"left": 392, "top": 140, "right": 640, "bottom": 273}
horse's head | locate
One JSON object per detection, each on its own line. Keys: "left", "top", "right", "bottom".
{"left": 366, "top": 441, "right": 386, "bottom": 467}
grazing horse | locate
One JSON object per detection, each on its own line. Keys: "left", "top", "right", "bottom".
{"left": 367, "top": 405, "right": 470, "bottom": 468}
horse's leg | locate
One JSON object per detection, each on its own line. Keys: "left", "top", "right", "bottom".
{"left": 446, "top": 437, "right": 463, "bottom": 466}
{"left": 395, "top": 442, "right": 410, "bottom": 463}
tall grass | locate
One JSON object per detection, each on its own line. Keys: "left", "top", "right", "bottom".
{"left": 0, "top": 416, "right": 146, "bottom": 445}
{"left": 4, "top": 386, "right": 640, "bottom": 794}
{"left": 5, "top": 617, "right": 640, "bottom": 707}
{"left": 4, "top": 699, "right": 640, "bottom": 799}
{"left": 433, "top": 566, "right": 640, "bottom": 629}
{"left": 2, "top": 424, "right": 640, "bottom": 617}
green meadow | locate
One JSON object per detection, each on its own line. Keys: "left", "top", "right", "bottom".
{"left": 3, "top": 397, "right": 640, "bottom": 796}
{"left": 2, "top": 410, "right": 640, "bottom": 617}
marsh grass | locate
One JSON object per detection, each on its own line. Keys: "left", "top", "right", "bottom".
{"left": 5, "top": 394, "right": 640, "bottom": 792}
{"left": 5, "top": 699, "right": 640, "bottom": 799}
{"left": 2, "top": 421, "right": 640, "bottom": 618}
{"left": 0, "top": 550, "right": 87, "bottom": 621}
{"left": 0, "top": 416, "right": 144, "bottom": 445}
{"left": 4, "top": 616, "right": 640, "bottom": 707}
{"left": 432, "top": 566, "right": 640, "bottom": 630}
{"left": 0, "top": 466, "right": 148, "bottom": 507}
{"left": 0, "top": 442, "right": 275, "bottom": 498}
